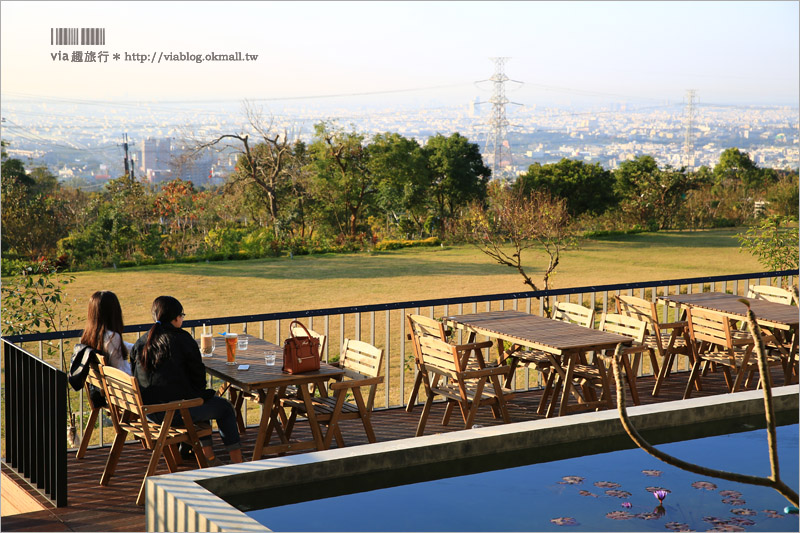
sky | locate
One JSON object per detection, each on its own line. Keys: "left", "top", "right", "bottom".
{"left": 1, "top": 1, "right": 798, "bottom": 109}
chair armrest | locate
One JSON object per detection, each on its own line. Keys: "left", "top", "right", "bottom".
{"left": 659, "top": 320, "right": 688, "bottom": 331}
{"left": 461, "top": 366, "right": 510, "bottom": 379}
{"left": 142, "top": 397, "right": 204, "bottom": 414}
{"left": 459, "top": 340, "right": 494, "bottom": 351}
{"left": 329, "top": 376, "right": 384, "bottom": 390}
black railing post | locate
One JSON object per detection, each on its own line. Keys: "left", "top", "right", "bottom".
{"left": 1, "top": 340, "right": 68, "bottom": 507}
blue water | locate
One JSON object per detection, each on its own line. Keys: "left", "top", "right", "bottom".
{"left": 249, "top": 424, "right": 799, "bottom": 532}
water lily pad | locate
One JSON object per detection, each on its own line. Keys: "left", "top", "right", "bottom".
{"left": 635, "top": 511, "right": 661, "bottom": 520}
{"left": 729, "top": 517, "right": 755, "bottom": 527}
{"left": 605, "top": 510, "right": 634, "bottom": 520}
{"left": 645, "top": 486, "right": 671, "bottom": 494}
{"left": 708, "top": 525, "right": 744, "bottom": 532}
{"left": 605, "top": 489, "right": 632, "bottom": 498}
{"left": 763, "top": 509, "right": 784, "bottom": 519}
{"left": 719, "top": 490, "right": 742, "bottom": 498}
{"left": 730, "top": 508, "right": 756, "bottom": 516}
{"left": 722, "top": 498, "right": 746, "bottom": 506}
{"left": 641, "top": 469, "right": 662, "bottom": 477}
{"left": 595, "top": 481, "right": 621, "bottom": 488}
{"left": 550, "top": 517, "right": 578, "bottom": 526}
{"left": 558, "top": 476, "right": 584, "bottom": 485}
{"left": 664, "top": 522, "right": 693, "bottom": 531}
{"left": 691, "top": 481, "right": 717, "bottom": 490}
{"left": 578, "top": 490, "right": 598, "bottom": 497}
{"left": 703, "top": 516, "right": 728, "bottom": 524}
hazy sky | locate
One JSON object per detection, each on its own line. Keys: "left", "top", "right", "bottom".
{"left": 1, "top": 1, "right": 798, "bottom": 107}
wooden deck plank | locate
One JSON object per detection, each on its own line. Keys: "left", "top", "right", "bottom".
{"left": 0, "top": 369, "right": 786, "bottom": 533}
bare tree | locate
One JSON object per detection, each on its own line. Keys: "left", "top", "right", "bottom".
{"left": 456, "top": 185, "right": 575, "bottom": 315}
{"left": 181, "top": 102, "right": 304, "bottom": 232}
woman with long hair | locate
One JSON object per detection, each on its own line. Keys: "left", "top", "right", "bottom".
{"left": 80, "top": 290, "right": 132, "bottom": 374}
{"left": 131, "top": 296, "right": 242, "bottom": 464}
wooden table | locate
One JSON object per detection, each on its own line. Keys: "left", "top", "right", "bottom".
{"left": 444, "top": 310, "right": 633, "bottom": 417}
{"left": 202, "top": 334, "right": 344, "bottom": 460}
{"left": 659, "top": 292, "right": 798, "bottom": 383}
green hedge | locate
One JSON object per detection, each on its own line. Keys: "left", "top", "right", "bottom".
{"left": 374, "top": 237, "right": 441, "bottom": 251}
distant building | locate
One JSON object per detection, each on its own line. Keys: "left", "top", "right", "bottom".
{"left": 140, "top": 138, "right": 173, "bottom": 183}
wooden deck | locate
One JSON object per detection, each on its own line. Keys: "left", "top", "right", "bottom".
{"left": 0, "top": 369, "right": 790, "bottom": 532}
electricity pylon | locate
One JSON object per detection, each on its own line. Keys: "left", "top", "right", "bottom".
{"left": 683, "top": 89, "right": 696, "bottom": 170}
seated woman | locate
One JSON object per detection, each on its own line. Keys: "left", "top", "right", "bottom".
{"left": 130, "top": 295, "right": 243, "bottom": 464}
{"left": 80, "top": 291, "right": 133, "bottom": 374}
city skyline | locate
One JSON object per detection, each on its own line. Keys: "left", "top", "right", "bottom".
{"left": 1, "top": 1, "right": 798, "bottom": 109}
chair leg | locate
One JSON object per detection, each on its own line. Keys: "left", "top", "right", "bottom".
{"left": 464, "top": 379, "right": 486, "bottom": 429}
{"left": 100, "top": 426, "right": 128, "bottom": 486}
{"left": 163, "top": 445, "right": 179, "bottom": 473}
{"left": 416, "top": 394, "right": 435, "bottom": 437}
{"left": 504, "top": 357, "right": 521, "bottom": 389}
{"left": 683, "top": 358, "right": 703, "bottom": 400}
{"left": 406, "top": 371, "right": 423, "bottom": 413}
{"left": 442, "top": 400, "right": 457, "bottom": 426}
{"left": 76, "top": 407, "right": 100, "bottom": 459}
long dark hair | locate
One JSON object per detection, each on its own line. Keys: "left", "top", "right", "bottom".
{"left": 140, "top": 296, "right": 184, "bottom": 371}
{"left": 80, "top": 291, "right": 127, "bottom": 359}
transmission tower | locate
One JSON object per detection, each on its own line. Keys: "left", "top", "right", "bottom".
{"left": 483, "top": 57, "right": 514, "bottom": 180}
{"left": 683, "top": 89, "right": 696, "bottom": 170}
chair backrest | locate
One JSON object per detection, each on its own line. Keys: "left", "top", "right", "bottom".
{"left": 290, "top": 322, "right": 328, "bottom": 357}
{"left": 86, "top": 352, "right": 109, "bottom": 392}
{"left": 407, "top": 314, "right": 448, "bottom": 341}
{"left": 599, "top": 313, "right": 648, "bottom": 343}
{"left": 339, "top": 338, "right": 384, "bottom": 380}
{"left": 685, "top": 307, "right": 745, "bottom": 349}
{"left": 747, "top": 285, "right": 795, "bottom": 305}
{"left": 99, "top": 364, "right": 153, "bottom": 446}
{"left": 415, "top": 335, "right": 464, "bottom": 377}
{"left": 552, "top": 301, "right": 595, "bottom": 328}
{"left": 615, "top": 295, "right": 659, "bottom": 331}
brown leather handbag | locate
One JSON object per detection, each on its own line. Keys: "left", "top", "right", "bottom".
{"left": 282, "top": 320, "right": 321, "bottom": 374}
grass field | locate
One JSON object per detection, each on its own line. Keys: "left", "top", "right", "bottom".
{"left": 59, "top": 228, "right": 763, "bottom": 328}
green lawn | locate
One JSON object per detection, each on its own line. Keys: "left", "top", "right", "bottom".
{"left": 59, "top": 228, "right": 763, "bottom": 327}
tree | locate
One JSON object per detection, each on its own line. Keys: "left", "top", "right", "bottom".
{"left": 187, "top": 104, "right": 303, "bottom": 232}
{"left": 424, "top": 133, "right": 490, "bottom": 235}
{"left": 514, "top": 158, "right": 616, "bottom": 216}
{"left": 309, "top": 122, "right": 377, "bottom": 239}
{"left": 366, "top": 132, "right": 430, "bottom": 236}
{"left": 614, "top": 156, "right": 699, "bottom": 230}
{"left": 154, "top": 178, "right": 199, "bottom": 256}
{"left": 737, "top": 215, "right": 798, "bottom": 272}
{"left": 1, "top": 148, "right": 69, "bottom": 258}
{"left": 456, "top": 184, "right": 575, "bottom": 314}
{"left": 714, "top": 148, "right": 769, "bottom": 190}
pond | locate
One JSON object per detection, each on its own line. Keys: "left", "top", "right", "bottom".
{"left": 248, "top": 423, "right": 799, "bottom": 532}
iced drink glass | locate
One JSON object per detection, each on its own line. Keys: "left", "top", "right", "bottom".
{"left": 225, "top": 333, "right": 238, "bottom": 365}
{"left": 200, "top": 334, "right": 214, "bottom": 357}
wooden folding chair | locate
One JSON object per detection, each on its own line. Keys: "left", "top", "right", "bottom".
{"left": 594, "top": 313, "right": 656, "bottom": 406}
{"left": 76, "top": 352, "right": 111, "bottom": 459}
{"left": 284, "top": 339, "right": 384, "bottom": 449}
{"left": 412, "top": 334, "right": 513, "bottom": 436}
{"left": 504, "top": 301, "right": 594, "bottom": 413}
{"left": 405, "top": 314, "right": 451, "bottom": 412}
{"left": 98, "top": 364, "right": 211, "bottom": 506}
{"left": 683, "top": 307, "right": 783, "bottom": 400}
{"left": 615, "top": 294, "right": 692, "bottom": 396}
{"left": 747, "top": 285, "right": 796, "bottom": 305}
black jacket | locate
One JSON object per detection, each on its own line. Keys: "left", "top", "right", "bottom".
{"left": 130, "top": 324, "right": 213, "bottom": 405}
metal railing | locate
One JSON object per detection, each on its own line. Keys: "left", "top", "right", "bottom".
{"left": 1, "top": 269, "right": 796, "bottom": 477}
{"left": 2, "top": 340, "right": 68, "bottom": 507}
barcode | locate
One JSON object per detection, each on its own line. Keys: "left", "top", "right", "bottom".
{"left": 51, "top": 27, "right": 105, "bottom": 46}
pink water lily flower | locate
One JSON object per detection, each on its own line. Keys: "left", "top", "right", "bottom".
{"left": 653, "top": 489, "right": 668, "bottom": 503}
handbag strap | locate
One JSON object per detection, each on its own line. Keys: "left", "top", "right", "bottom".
{"left": 289, "top": 320, "right": 313, "bottom": 341}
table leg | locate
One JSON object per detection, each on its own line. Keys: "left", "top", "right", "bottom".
{"left": 558, "top": 354, "right": 576, "bottom": 417}
{"left": 299, "top": 381, "right": 326, "bottom": 451}
{"left": 252, "top": 387, "right": 277, "bottom": 461}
